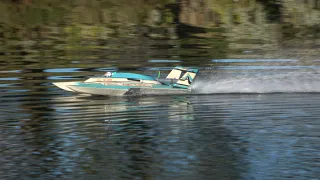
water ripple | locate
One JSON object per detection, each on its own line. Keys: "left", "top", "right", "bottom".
{"left": 1, "top": 62, "right": 320, "bottom": 180}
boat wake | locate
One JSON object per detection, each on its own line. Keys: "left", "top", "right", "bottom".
{"left": 192, "top": 71, "right": 320, "bottom": 94}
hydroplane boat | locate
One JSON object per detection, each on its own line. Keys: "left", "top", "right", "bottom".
{"left": 52, "top": 66, "right": 199, "bottom": 96}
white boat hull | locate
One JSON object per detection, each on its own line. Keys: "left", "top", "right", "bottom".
{"left": 67, "top": 85, "right": 190, "bottom": 96}
{"left": 68, "top": 85, "right": 129, "bottom": 96}
{"left": 52, "top": 82, "right": 80, "bottom": 92}
{"left": 126, "top": 87, "right": 189, "bottom": 96}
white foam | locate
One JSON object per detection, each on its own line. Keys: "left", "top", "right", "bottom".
{"left": 192, "top": 71, "right": 320, "bottom": 94}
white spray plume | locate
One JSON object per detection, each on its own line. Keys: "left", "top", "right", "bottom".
{"left": 191, "top": 70, "right": 320, "bottom": 94}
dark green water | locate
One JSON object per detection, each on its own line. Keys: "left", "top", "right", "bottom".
{"left": 1, "top": 1, "right": 320, "bottom": 180}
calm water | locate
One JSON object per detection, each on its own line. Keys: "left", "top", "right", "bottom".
{"left": 1, "top": 60, "right": 320, "bottom": 180}
{"left": 1, "top": 1, "right": 320, "bottom": 180}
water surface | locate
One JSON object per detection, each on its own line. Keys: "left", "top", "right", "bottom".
{"left": 1, "top": 59, "right": 320, "bottom": 180}
{"left": 1, "top": 1, "right": 320, "bottom": 179}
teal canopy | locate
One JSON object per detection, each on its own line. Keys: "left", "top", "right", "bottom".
{"left": 111, "top": 72, "right": 156, "bottom": 81}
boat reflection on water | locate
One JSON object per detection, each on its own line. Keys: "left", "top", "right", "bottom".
{"left": 50, "top": 94, "right": 195, "bottom": 129}
{"left": 49, "top": 95, "right": 198, "bottom": 178}
{"left": 47, "top": 94, "right": 246, "bottom": 179}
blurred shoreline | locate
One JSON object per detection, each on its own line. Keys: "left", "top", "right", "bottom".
{"left": 1, "top": 0, "right": 319, "bottom": 64}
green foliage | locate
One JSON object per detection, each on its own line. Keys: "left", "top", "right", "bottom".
{"left": 163, "top": 9, "right": 174, "bottom": 24}
{"left": 0, "top": 0, "right": 318, "bottom": 61}
{"left": 24, "top": 7, "right": 44, "bottom": 26}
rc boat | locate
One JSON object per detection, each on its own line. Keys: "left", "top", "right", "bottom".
{"left": 52, "top": 66, "right": 199, "bottom": 96}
